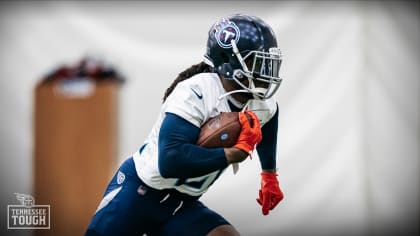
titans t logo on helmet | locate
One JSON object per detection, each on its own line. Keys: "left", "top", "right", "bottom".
{"left": 214, "top": 18, "right": 240, "bottom": 49}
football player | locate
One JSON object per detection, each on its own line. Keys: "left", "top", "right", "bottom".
{"left": 86, "top": 14, "right": 284, "bottom": 236}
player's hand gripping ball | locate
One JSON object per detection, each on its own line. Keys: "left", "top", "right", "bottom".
{"left": 233, "top": 110, "right": 262, "bottom": 154}
{"left": 197, "top": 111, "right": 260, "bottom": 149}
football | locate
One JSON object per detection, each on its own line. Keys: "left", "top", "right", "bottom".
{"left": 197, "top": 112, "right": 251, "bottom": 148}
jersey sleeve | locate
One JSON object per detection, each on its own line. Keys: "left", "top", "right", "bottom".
{"left": 163, "top": 82, "right": 205, "bottom": 128}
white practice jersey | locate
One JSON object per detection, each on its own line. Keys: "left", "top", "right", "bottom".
{"left": 133, "top": 73, "right": 277, "bottom": 196}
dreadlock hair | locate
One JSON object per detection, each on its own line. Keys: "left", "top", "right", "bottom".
{"left": 162, "top": 61, "right": 213, "bottom": 102}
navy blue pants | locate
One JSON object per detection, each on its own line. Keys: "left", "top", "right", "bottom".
{"left": 85, "top": 157, "right": 229, "bottom": 236}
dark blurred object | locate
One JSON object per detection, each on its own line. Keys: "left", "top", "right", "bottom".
{"left": 41, "top": 56, "right": 125, "bottom": 84}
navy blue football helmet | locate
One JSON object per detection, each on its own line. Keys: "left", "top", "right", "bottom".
{"left": 204, "top": 14, "right": 283, "bottom": 100}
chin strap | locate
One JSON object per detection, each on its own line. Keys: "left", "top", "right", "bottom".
{"left": 217, "top": 89, "right": 250, "bottom": 100}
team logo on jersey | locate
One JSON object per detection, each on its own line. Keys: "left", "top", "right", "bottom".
{"left": 117, "top": 171, "right": 125, "bottom": 185}
{"left": 214, "top": 18, "right": 240, "bottom": 49}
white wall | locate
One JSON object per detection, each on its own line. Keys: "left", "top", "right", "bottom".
{"left": 0, "top": 1, "right": 418, "bottom": 235}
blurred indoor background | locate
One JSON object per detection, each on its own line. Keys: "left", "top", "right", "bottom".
{"left": 0, "top": 1, "right": 418, "bottom": 235}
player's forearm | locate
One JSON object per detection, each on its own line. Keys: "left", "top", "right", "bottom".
{"left": 224, "top": 147, "right": 248, "bottom": 164}
{"left": 158, "top": 143, "right": 228, "bottom": 178}
{"left": 158, "top": 112, "right": 229, "bottom": 178}
{"left": 257, "top": 106, "right": 279, "bottom": 170}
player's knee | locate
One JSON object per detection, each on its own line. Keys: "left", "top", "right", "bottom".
{"left": 207, "top": 224, "right": 241, "bottom": 236}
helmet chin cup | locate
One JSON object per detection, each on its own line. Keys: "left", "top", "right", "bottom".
{"left": 251, "top": 87, "right": 268, "bottom": 99}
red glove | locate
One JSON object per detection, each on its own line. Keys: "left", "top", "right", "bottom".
{"left": 233, "top": 110, "right": 262, "bottom": 154}
{"left": 256, "top": 172, "right": 284, "bottom": 215}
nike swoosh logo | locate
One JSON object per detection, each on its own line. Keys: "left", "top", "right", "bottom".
{"left": 191, "top": 88, "right": 203, "bottom": 99}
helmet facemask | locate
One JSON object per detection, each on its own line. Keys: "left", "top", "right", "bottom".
{"left": 229, "top": 40, "right": 283, "bottom": 100}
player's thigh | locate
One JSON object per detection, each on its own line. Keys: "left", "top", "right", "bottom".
{"left": 86, "top": 158, "right": 157, "bottom": 235}
{"left": 157, "top": 200, "right": 233, "bottom": 236}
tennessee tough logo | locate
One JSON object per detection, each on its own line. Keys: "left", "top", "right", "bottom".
{"left": 213, "top": 18, "right": 240, "bottom": 49}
